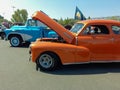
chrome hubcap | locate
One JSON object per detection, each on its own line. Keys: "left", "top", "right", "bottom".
{"left": 39, "top": 54, "right": 53, "bottom": 68}
{"left": 11, "top": 37, "right": 20, "bottom": 46}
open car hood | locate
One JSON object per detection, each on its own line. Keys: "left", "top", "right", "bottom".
{"left": 32, "top": 11, "right": 75, "bottom": 44}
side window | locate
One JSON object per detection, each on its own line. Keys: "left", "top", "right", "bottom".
{"left": 37, "top": 20, "right": 47, "bottom": 27}
{"left": 112, "top": 26, "right": 120, "bottom": 34}
{"left": 83, "top": 25, "right": 109, "bottom": 35}
{"left": 28, "top": 19, "right": 37, "bottom": 26}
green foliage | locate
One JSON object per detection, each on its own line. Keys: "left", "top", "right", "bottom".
{"left": 11, "top": 9, "right": 28, "bottom": 24}
{"left": 57, "top": 16, "right": 120, "bottom": 28}
{"left": 0, "top": 15, "right": 10, "bottom": 25}
{"left": 88, "top": 16, "right": 91, "bottom": 19}
{"left": 0, "top": 15, "right": 4, "bottom": 24}
{"left": 58, "top": 18, "right": 77, "bottom": 26}
{"left": 0, "top": 15, "right": 4, "bottom": 19}
{"left": 106, "top": 16, "right": 120, "bottom": 21}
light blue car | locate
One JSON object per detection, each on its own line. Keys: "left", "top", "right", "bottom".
{"left": 4, "top": 19, "right": 58, "bottom": 47}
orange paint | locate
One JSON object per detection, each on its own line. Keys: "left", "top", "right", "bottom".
{"left": 30, "top": 11, "right": 120, "bottom": 65}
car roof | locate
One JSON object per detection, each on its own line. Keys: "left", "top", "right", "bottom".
{"left": 77, "top": 19, "right": 120, "bottom": 25}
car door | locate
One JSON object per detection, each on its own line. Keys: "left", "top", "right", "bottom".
{"left": 26, "top": 19, "right": 41, "bottom": 41}
{"left": 77, "top": 25, "right": 115, "bottom": 62}
{"left": 111, "top": 25, "right": 120, "bottom": 60}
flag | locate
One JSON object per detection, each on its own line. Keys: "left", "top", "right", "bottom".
{"left": 74, "top": 6, "right": 86, "bottom": 20}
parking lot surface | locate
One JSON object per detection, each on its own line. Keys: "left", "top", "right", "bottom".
{"left": 0, "top": 40, "right": 120, "bottom": 90}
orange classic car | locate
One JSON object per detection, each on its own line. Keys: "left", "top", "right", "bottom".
{"left": 29, "top": 11, "right": 120, "bottom": 71}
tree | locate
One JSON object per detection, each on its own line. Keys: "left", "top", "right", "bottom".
{"left": 0, "top": 15, "right": 4, "bottom": 19}
{"left": 0, "top": 15, "right": 4, "bottom": 24}
{"left": 88, "top": 16, "right": 91, "bottom": 20}
{"left": 11, "top": 9, "right": 28, "bottom": 24}
{"left": 58, "top": 18, "right": 77, "bottom": 27}
{"left": 0, "top": 15, "right": 10, "bottom": 28}
{"left": 106, "top": 16, "right": 120, "bottom": 21}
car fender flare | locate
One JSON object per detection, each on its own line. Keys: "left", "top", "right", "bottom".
{"left": 40, "top": 46, "right": 90, "bottom": 64}
{"left": 7, "top": 32, "right": 32, "bottom": 41}
{"left": 41, "top": 44, "right": 90, "bottom": 64}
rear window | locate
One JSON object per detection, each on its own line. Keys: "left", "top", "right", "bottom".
{"left": 112, "top": 26, "right": 120, "bottom": 34}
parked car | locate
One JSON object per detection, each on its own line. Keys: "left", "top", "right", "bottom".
{"left": 29, "top": 11, "right": 120, "bottom": 71}
{"left": 0, "top": 25, "right": 6, "bottom": 39}
{"left": 4, "top": 19, "right": 57, "bottom": 47}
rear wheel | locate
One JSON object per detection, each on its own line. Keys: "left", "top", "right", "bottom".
{"left": 36, "top": 52, "right": 59, "bottom": 71}
{"left": 10, "top": 36, "right": 22, "bottom": 47}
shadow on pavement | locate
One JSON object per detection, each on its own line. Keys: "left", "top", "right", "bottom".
{"left": 43, "top": 63, "right": 120, "bottom": 75}
{"left": 10, "top": 42, "right": 30, "bottom": 48}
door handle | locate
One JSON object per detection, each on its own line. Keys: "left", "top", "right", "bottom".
{"left": 110, "top": 38, "right": 114, "bottom": 41}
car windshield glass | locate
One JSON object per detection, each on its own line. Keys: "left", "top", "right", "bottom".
{"left": 37, "top": 20, "right": 47, "bottom": 27}
{"left": 70, "top": 23, "right": 84, "bottom": 34}
{"left": 27, "top": 19, "right": 47, "bottom": 28}
{"left": 27, "top": 19, "right": 37, "bottom": 26}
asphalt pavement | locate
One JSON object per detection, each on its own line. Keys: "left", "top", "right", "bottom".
{"left": 0, "top": 39, "right": 120, "bottom": 90}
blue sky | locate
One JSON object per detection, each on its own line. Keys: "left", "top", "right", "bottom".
{"left": 0, "top": 0, "right": 120, "bottom": 20}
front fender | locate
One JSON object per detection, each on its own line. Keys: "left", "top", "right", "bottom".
{"left": 7, "top": 32, "right": 32, "bottom": 41}
{"left": 30, "top": 42, "right": 90, "bottom": 64}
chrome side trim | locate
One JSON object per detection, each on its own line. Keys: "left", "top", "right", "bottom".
{"left": 63, "top": 32, "right": 72, "bottom": 39}
{"left": 63, "top": 60, "right": 120, "bottom": 65}
{"left": 63, "top": 62, "right": 89, "bottom": 65}
{"left": 91, "top": 60, "right": 120, "bottom": 63}
{"left": 76, "top": 36, "right": 78, "bottom": 45}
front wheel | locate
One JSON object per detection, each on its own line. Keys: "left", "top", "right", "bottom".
{"left": 10, "top": 36, "right": 22, "bottom": 47}
{"left": 36, "top": 52, "right": 59, "bottom": 71}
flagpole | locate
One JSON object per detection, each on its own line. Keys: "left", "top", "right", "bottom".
{"left": 76, "top": 0, "right": 79, "bottom": 7}
{"left": 74, "top": 0, "right": 79, "bottom": 19}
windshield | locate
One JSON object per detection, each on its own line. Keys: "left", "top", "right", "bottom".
{"left": 70, "top": 23, "right": 84, "bottom": 34}
{"left": 26, "top": 19, "right": 47, "bottom": 27}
